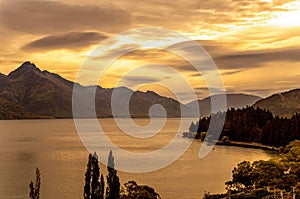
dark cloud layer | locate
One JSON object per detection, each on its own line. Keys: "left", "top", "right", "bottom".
{"left": 0, "top": 0, "right": 131, "bottom": 34}
{"left": 108, "top": 39, "right": 300, "bottom": 73}
{"left": 195, "top": 86, "right": 227, "bottom": 93}
{"left": 121, "top": 76, "right": 162, "bottom": 86}
{"left": 221, "top": 70, "right": 245, "bottom": 76}
{"left": 214, "top": 47, "right": 300, "bottom": 69}
{"left": 21, "top": 32, "right": 107, "bottom": 51}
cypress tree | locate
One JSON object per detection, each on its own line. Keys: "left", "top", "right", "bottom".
{"left": 29, "top": 168, "right": 41, "bottom": 199}
{"left": 105, "top": 150, "right": 120, "bottom": 199}
{"left": 91, "top": 153, "right": 101, "bottom": 199}
{"left": 84, "top": 154, "right": 92, "bottom": 199}
{"left": 100, "top": 174, "right": 105, "bottom": 199}
{"left": 84, "top": 153, "right": 104, "bottom": 199}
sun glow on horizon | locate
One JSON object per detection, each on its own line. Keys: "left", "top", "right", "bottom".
{"left": 267, "top": 1, "right": 300, "bottom": 27}
{"left": 0, "top": 0, "right": 300, "bottom": 99}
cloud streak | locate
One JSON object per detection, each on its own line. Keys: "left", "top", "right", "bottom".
{"left": 121, "top": 76, "right": 162, "bottom": 87}
{"left": 21, "top": 32, "right": 107, "bottom": 51}
{"left": 214, "top": 47, "right": 300, "bottom": 69}
{"left": 0, "top": 0, "right": 131, "bottom": 34}
{"left": 114, "top": 40, "right": 300, "bottom": 72}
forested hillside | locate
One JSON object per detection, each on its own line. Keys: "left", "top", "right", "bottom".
{"left": 197, "top": 107, "right": 300, "bottom": 147}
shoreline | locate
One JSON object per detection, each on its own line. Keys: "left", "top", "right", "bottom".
{"left": 183, "top": 132, "right": 280, "bottom": 151}
{"left": 216, "top": 140, "right": 279, "bottom": 151}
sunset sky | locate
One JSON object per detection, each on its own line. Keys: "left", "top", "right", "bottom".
{"left": 0, "top": 0, "right": 299, "bottom": 102}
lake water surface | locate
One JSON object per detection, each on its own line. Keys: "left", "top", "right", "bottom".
{"left": 0, "top": 119, "right": 275, "bottom": 199}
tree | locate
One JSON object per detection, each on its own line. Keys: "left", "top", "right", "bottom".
{"left": 281, "top": 140, "right": 300, "bottom": 162}
{"left": 84, "top": 154, "right": 92, "bottom": 199}
{"left": 91, "top": 153, "right": 101, "bottom": 199}
{"left": 29, "top": 168, "right": 41, "bottom": 199}
{"left": 226, "top": 161, "right": 255, "bottom": 191}
{"left": 100, "top": 174, "right": 105, "bottom": 199}
{"left": 189, "top": 121, "right": 199, "bottom": 132}
{"left": 199, "top": 132, "right": 207, "bottom": 141}
{"left": 252, "top": 160, "right": 285, "bottom": 189}
{"left": 221, "top": 136, "right": 230, "bottom": 144}
{"left": 120, "top": 181, "right": 161, "bottom": 199}
{"left": 106, "top": 150, "right": 120, "bottom": 199}
{"left": 84, "top": 152, "right": 105, "bottom": 199}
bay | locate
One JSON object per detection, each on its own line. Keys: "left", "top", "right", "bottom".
{"left": 0, "top": 119, "right": 275, "bottom": 199}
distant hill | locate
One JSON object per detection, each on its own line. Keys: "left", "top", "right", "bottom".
{"left": 0, "top": 62, "right": 191, "bottom": 119}
{"left": 185, "top": 94, "right": 261, "bottom": 117}
{"left": 254, "top": 89, "right": 300, "bottom": 118}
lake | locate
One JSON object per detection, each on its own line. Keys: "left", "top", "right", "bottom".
{"left": 0, "top": 119, "right": 275, "bottom": 199}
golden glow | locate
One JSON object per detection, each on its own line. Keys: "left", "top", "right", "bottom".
{"left": 267, "top": 1, "right": 300, "bottom": 27}
{"left": 0, "top": 0, "right": 300, "bottom": 101}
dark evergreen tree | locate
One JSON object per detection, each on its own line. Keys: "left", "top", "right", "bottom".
{"left": 106, "top": 150, "right": 120, "bottom": 199}
{"left": 100, "top": 174, "right": 105, "bottom": 199}
{"left": 84, "top": 154, "right": 92, "bottom": 199}
{"left": 84, "top": 153, "right": 105, "bottom": 199}
{"left": 91, "top": 153, "right": 101, "bottom": 199}
{"left": 189, "top": 121, "right": 199, "bottom": 132}
{"left": 29, "top": 168, "right": 41, "bottom": 199}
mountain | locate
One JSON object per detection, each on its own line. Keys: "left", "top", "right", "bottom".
{"left": 185, "top": 94, "right": 261, "bottom": 117}
{"left": 0, "top": 98, "right": 39, "bottom": 119}
{"left": 0, "top": 73, "right": 9, "bottom": 90}
{"left": 0, "top": 62, "right": 73, "bottom": 118}
{"left": 254, "top": 89, "right": 300, "bottom": 118}
{"left": 0, "top": 62, "right": 189, "bottom": 119}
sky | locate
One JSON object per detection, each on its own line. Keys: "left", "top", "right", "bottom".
{"left": 0, "top": 0, "right": 299, "bottom": 102}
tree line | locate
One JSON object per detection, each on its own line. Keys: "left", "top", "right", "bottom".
{"left": 196, "top": 106, "right": 300, "bottom": 147}
{"left": 28, "top": 150, "right": 161, "bottom": 199}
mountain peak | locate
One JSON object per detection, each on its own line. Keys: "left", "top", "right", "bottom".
{"left": 19, "top": 61, "right": 38, "bottom": 70}
{"left": 22, "top": 61, "right": 35, "bottom": 66}
{"left": 8, "top": 61, "right": 41, "bottom": 78}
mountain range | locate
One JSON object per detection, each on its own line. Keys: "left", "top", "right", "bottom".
{"left": 0, "top": 62, "right": 187, "bottom": 119}
{"left": 0, "top": 62, "right": 298, "bottom": 119}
